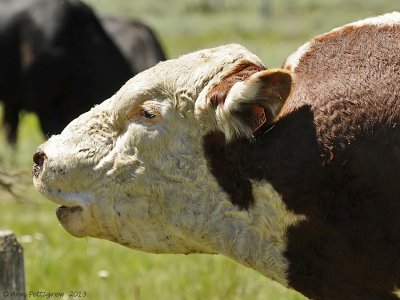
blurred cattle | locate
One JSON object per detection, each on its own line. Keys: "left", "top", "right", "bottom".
{"left": 0, "top": 0, "right": 133, "bottom": 142}
{"left": 100, "top": 15, "right": 166, "bottom": 73}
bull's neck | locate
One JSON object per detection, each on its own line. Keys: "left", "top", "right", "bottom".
{"left": 203, "top": 181, "right": 306, "bottom": 287}
{"left": 199, "top": 105, "right": 324, "bottom": 286}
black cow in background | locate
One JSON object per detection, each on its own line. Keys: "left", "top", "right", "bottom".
{"left": 0, "top": 0, "right": 133, "bottom": 142}
{"left": 100, "top": 15, "right": 166, "bottom": 73}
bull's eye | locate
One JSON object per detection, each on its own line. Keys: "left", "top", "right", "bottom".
{"left": 143, "top": 109, "right": 156, "bottom": 119}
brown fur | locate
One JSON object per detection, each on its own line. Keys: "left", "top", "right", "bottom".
{"left": 203, "top": 130, "right": 255, "bottom": 210}
{"left": 203, "top": 22, "right": 400, "bottom": 299}
{"left": 207, "top": 61, "right": 265, "bottom": 108}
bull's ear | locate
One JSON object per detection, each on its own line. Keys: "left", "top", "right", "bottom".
{"left": 210, "top": 69, "right": 292, "bottom": 141}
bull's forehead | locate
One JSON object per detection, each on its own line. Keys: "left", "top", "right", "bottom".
{"left": 114, "top": 44, "right": 264, "bottom": 109}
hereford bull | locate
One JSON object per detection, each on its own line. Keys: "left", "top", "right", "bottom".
{"left": 33, "top": 13, "right": 400, "bottom": 300}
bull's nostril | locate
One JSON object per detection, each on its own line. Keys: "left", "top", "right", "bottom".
{"left": 33, "top": 150, "right": 47, "bottom": 167}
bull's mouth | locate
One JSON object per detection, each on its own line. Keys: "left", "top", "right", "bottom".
{"left": 45, "top": 192, "right": 87, "bottom": 224}
{"left": 33, "top": 185, "right": 91, "bottom": 237}
{"left": 34, "top": 184, "right": 87, "bottom": 224}
{"left": 33, "top": 180, "right": 87, "bottom": 208}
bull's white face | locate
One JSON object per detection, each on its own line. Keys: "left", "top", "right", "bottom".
{"left": 33, "top": 44, "right": 261, "bottom": 251}
{"left": 33, "top": 44, "right": 299, "bottom": 283}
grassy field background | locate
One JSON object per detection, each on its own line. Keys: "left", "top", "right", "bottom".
{"left": 1, "top": 1, "right": 399, "bottom": 299}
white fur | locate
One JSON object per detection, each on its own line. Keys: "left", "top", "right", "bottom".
{"left": 339, "top": 11, "right": 400, "bottom": 28}
{"left": 216, "top": 80, "right": 257, "bottom": 140}
{"left": 33, "top": 44, "right": 304, "bottom": 285}
{"left": 283, "top": 41, "right": 312, "bottom": 72}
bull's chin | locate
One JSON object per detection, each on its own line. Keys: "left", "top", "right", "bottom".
{"left": 56, "top": 205, "right": 87, "bottom": 238}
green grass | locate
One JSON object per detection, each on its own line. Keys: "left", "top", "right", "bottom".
{"left": 2, "top": 1, "right": 400, "bottom": 299}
